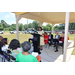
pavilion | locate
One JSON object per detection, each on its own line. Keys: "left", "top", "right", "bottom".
{"left": 13, "top": 12, "right": 75, "bottom": 62}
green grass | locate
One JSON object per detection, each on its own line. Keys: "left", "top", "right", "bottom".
{"left": 1, "top": 32, "right": 75, "bottom": 42}
{"left": 0, "top": 32, "right": 75, "bottom": 55}
{"left": 0, "top": 32, "right": 32, "bottom": 44}
{"left": 72, "top": 47, "right": 75, "bottom": 55}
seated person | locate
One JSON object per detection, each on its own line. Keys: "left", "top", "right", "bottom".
{"left": 53, "top": 32, "right": 60, "bottom": 47}
{"left": 55, "top": 32, "right": 69, "bottom": 52}
{"left": 55, "top": 33, "right": 64, "bottom": 52}
{"left": 29, "top": 35, "right": 34, "bottom": 43}
{"left": 44, "top": 32, "right": 49, "bottom": 44}
{"left": 0, "top": 36, "right": 3, "bottom": 55}
{"left": 1, "top": 38, "right": 9, "bottom": 52}
{"left": 48, "top": 32, "right": 53, "bottom": 46}
{"left": 68, "top": 36, "right": 69, "bottom": 40}
{"left": 9, "top": 39, "right": 22, "bottom": 58}
{"left": 16, "top": 41, "right": 39, "bottom": 62}
{"left": 55, "top": 32, "right": 60, "bottom": 39}
{"left": 28, "top": 32, "right": 35, "bottom": 43}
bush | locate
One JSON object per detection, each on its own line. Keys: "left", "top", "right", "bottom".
{"left": 3, "top": 28, "right": 9, "bottom": 31}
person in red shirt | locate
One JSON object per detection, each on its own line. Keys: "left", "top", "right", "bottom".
{"left": 44, "top": 32, "right": 49, "bottom": 44}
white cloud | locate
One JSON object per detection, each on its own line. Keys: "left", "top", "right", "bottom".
{"left": 5, "top": 15, "right": 10, "bottom": 18}
{"left": 42, "top": 22, "right": 48, "bottom": 26}
{"left": 19, "top": 18, "right": 27, "bottom": 25}
{"left": 10, "top": 13, "right": 15, "bottom": 18}
{"left": 54, "top": 24, "right": 59, "bottom": 27}
{"left": 7, "top": 21, "right": 16, "bottom": 25}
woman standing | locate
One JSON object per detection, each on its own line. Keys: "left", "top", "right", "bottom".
{"left": 38, "top": 27, "right": 44, "bottom": 50}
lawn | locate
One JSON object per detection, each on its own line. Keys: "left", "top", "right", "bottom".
{"left": 0, "top": 32, "right": 75, "bottom": 42}
{"left": 0, "top": 32, "right": 75, "bottom": 55}
{"left": 0, "top": 33, "right": 32, "bottom": 44}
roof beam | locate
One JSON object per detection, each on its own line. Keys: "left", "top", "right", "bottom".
{"left": 15, "top": 12, "right": 27, "bottom": 16}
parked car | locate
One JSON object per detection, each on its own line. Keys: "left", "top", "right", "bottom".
{"left": 22, "top": 31, "right": 29, "bottom": 34}
{"left": 70, "top": 31, "right": 75, "bottom": 34}
{"left": 28, "top": 31, "right": 32, "bottom": 34}
{"left": 10, "top": 30, "right": 20, "bottom": 34}
{"left": 59, "top": 32, "right": 62, "bottom": 34}
{"left": 22, "top": 30, "right": 38, "bottom": 34}
{"left": 0, "top": 31, "right": 4, "bottom": 34}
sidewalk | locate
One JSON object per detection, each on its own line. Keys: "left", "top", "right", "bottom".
{"left": 40, "top": 40, "right": 74, "bottom": 62}
{"left": 69, "top": 55, "right": 75, "bottom": 62}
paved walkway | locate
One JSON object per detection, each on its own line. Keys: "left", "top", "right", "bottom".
{"left": 69, "top": 55, "right": 75, "bottom": 62}
{"left": 40, "top": 40, "right": 74, "bottom": 62}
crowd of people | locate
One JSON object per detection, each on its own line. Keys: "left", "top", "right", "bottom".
{"left": 0, "top": 27, "right": 69, "bottom": 62}
{"left": 0, "top": 36, "right": 41, "bottom": 62}
{"left": 29, "top": 27, "right": 69, "bottom": 53}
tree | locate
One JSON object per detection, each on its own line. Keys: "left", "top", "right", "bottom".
{"left": 1, "top": 20, "right": 8, "bottom": 28}
{"left": 19, "top": 23, "right": 25, "bottom": 31}
{"left": 46, "top": 24, "right": 52, "bottom": 31}
{"left": 3, "top": 28, "right": 9, "bottom": 31}
{"left": 0, "top": 23, "right": 3, "bottom": 30}
{"left": 42, "top": 26, "right": 47, "bottom": 31}
{"left": 9, "top": 27, "right": 13, "bottom": 31}
{"left": 28, "top": 23, "right": 33, "bottom": 28}
{"left": 53, "top": 25, "right": 59, "bottom": 30}
{"left": 32, "top": 21, "right": 41, "bottom": 30}
{"left": 59, "top": 26, "right": 65, "bottom": 30}
{"left": 24, "top": 24, "right": 28, "bottom": 30}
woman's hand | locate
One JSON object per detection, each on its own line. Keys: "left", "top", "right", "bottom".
{"left": 44, "top": 38, "right": 47, "bottom": 40}
{"left": 36, "top": 56, "right": 39, "bottom": 59}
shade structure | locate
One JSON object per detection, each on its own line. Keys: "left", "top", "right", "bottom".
{"left": 14, "top": 12, "right": 75, "bottom": 24}
{"left": 13, "top": 12, "right": 75, "bottom": 62}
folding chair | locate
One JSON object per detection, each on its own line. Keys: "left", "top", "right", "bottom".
{"left": 48, "top": 39, "right": 55, "bottom": 49}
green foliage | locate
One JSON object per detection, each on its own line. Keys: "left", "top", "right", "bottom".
{"left": 24, "top": 24, "right": 28, "bottom": 30}
{"left": 53, "top": 25, "right": 59, "bottom": 30}
{"left": 19, "top": 23, "right": 25, "bottom": 31}
{"left": 1, "top": 20, "right": 8, "bottom": 28}
{"left": 46, "top": 24, "right": 52, "bottom": 31}
{"left": 32, "top": 21, "right": 41, "bottom": 30}
{"left": 9, "top": 27, "right": 13, "bottom": 31}
{"left": 0, "top": 23, "right": 3, "bottom": 30}
{"left": 0, "top": 19, "right": 75, "bottom": 31}
{"left": 3, "top": 28, "right": 9, "bottom": 31}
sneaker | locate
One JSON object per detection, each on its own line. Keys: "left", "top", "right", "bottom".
{"left": 38, "top": 52, "right": 41, "bottom": 54}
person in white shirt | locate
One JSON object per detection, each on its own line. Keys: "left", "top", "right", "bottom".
{"left": 55, "top": 32, "right": 60, "bottom": 39}
{"left": 1, "top": 38, "right": 9, "bottom": 52}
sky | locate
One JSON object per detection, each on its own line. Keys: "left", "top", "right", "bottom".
{"left": 0, "top": 12, "right": 59, "bottom": 26}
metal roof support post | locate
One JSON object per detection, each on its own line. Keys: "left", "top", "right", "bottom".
{"left": 52, "top": 24, "right": 55, "bottom": 34}
{"left": 63, "top": 12, "right": 70, "bottom": 62}
{"left": 15, "top": 15, "right": 21, "bottom": 40}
